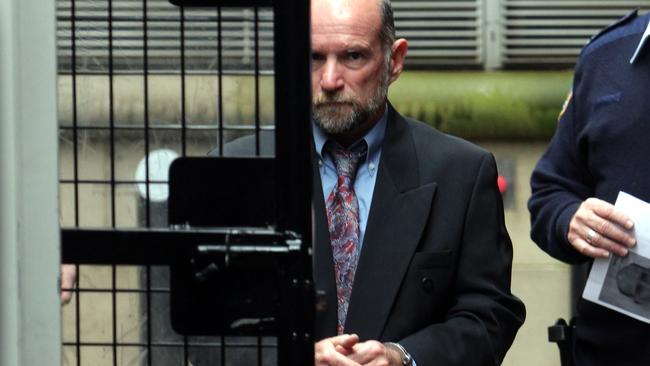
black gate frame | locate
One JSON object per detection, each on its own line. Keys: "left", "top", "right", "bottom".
{"left": 61, "top": 0, "right": 314, "bottom": 364}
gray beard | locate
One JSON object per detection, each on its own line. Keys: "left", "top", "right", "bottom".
{"left": 313, "top": 74, "right": 389, "bottom": 137}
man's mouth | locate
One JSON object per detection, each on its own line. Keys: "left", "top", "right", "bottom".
{"left": 315, "top": 101, "right": 353, "bottom": 107}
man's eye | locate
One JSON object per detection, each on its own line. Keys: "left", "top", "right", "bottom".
{"left": 311, "top": 53, "right": 325, "bottom": 62}
{"left": 341, "top": 51, "right": 366, "bottom": 68}
{"left": 348, "top": 52, "right": 362, "bottom": 60}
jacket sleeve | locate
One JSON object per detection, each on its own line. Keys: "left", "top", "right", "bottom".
{"left": 527, "top": 59, "right": 593, "bottom": 264}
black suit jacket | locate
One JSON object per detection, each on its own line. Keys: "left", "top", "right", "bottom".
{"left": 212, "top": 105, "right": 525, "bottom": 365}
{"left": 312, "top": 106, "right": 525, "bottom": 365}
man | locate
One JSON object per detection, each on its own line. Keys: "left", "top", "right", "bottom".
{"left": 306, "top": 0, "right": 525, "bottom": 365}
{"left": 215, "top": 0, "right": 525, "bottom": 363}
{"left": 528, "top": 9, "right": 650, "bottom": 365}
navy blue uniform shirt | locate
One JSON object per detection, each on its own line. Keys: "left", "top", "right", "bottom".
{"left": 528, "top": 10, "right": 650, "bottom": 366}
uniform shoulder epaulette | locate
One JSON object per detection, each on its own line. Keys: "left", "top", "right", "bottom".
{"left": 588, "top": 9, "right": 638, "bottom": 44}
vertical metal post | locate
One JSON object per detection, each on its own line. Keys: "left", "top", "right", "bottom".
{"left": 0, "top": 0, "right": 60, "bottom": 365}
{"left": 274, "top": 0, "right": 311, "bottom": 236}
{"left": 273, "top": 0, "right": 314, "bottom": 364}
{"left": 483, "top": 0, "right": 503, "bottom": 70}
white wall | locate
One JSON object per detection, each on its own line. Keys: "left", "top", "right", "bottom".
{"left": 0, "top": 0, "right": 61, "bottom": 364}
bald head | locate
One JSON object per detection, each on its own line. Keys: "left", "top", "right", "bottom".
{"left": 312, "top": 0, "right": 395, "bottom": 52}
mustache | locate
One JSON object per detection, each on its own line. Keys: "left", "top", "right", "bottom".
{"left": 313, "top": 93, "right": 356, "bottom": 106}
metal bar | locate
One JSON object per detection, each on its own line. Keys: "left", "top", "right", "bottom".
{"left": 273, "top": 0, "right": 311, "bottom": 239}
{"left": 112, "top": 261, "right": 118, "bottom": 366}
{"left": 183, "top": 333, "right": 189, "bottom": 366}
{"left": 62, "top": 340, "right": 276, "bottom": 347}
{"left": 170, "top": 0, "right": 273, "bottom": 6}
{"left": 197, "top": 244, "right": 297, "bottom": 253}
{"left": 180, "top": 5, "right": 187, "bottom": 157}
{"left": 143, "top": 0, "right": 152, "bottom": 228}
{"left": 146, "top": 265, "right": 153, "bottom": 365}
{"left": 272, "top": 1, "right": 314, "bottom": 365}
{"left": 107, "top": 1, "right": 119, "bottom": 363}
{"left": 62, "top": 288, "right": 171, "bottom": 294}
{"left": 61, "top": 228, "right": 295, "bottom": 264}
{"left": 254, "top": 6, "right": 260, "bottom": 156}
{"left": 75, "top": 263, "right": 81, "bottom": 366}
{"left": 70, "top": 0, "right": 81, "bottom": 361}
{"left": 220, "top": 332, "right": 226, "bottom": 365}
{"left": 217, "top": 5, "right": 224, "bottom": 156}
{"left": 143, "top": 0, "right": 154, "bottom": 360}
{"left": 60, "top": 179, "right": 168, "bottom": 184}
{"left": 56, "top": 69, "right": 277, "bottom": 77}
{"left": 59, "top": 125, "right": 275, "bottom": 131}
{"left": 71, "top": 0, "right": 80, "bottom": 230}
{"left": 257, "top": 333, "right": 263, "bottom": 366}
{"left": 108, "top": 0, "right": 116, "bottom": 229}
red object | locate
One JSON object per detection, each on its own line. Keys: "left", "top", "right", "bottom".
{"left": 497, "top": 175, "right": 508, "bottom": 194}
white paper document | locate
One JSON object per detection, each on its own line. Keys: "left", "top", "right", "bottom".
{"left": 583, "top": 192, "right": 650, "bottom": 323}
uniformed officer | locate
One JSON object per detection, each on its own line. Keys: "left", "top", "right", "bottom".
{"left": 528, "top": 9, "right": 650, "bottom": 366}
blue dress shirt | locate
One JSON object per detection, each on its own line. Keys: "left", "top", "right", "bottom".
{"left": 312, "top": 108, "right": 387, "bottom": 249}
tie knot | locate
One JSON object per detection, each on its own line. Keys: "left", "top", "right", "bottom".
{"left": 329, "top": 144, "right": 366, "bottom": 179}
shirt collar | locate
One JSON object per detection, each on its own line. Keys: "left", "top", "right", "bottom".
{"left": 630, "top": 19, "right": 650, "bottom": 64}
{"left": 313, "top": 105, "right": 388, "bottom": 160}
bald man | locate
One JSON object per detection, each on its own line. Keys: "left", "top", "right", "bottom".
{"left": 308, "top": 0, "right": 525, "bottom": 365}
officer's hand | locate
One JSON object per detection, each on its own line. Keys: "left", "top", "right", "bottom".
{"left": 61, "top": 264, "right": 77, "bottom": 305}
{"left": 346, "top": 340, "right": 401, "bottom": 366}
{"left": 315, "top": 334, "right": 361, "bottom": 366}
{"left": 568, "top": 198, "right": 635, "bottom": 258}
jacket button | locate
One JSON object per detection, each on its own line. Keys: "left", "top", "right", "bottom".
{"left": 421, "top": 277, "right": 434, "bottom": 293}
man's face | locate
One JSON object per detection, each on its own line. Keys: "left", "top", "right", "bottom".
{"left": 311, "top": 0, "right": 391, "bottom": 138}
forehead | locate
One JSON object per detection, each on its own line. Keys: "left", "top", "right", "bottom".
{"left": 311, "top": 0, "right": 382, "bottom": 47}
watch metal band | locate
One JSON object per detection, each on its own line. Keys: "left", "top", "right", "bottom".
{"left": 383, "top": 342, "right": 413, "bottom": 366}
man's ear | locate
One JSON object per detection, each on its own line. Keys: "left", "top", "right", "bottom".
{"left": 389, "top": 38, "right": 408, "bottom": 84}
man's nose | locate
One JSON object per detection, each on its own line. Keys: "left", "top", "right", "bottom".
{"left": 319, "top": 58, "right": 344, "bottom": 91}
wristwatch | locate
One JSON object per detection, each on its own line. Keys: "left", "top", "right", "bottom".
{"left": 384, "top": 342, "right": 413, "bottom": 366}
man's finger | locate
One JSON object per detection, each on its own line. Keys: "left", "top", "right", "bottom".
{"left": 587, "top": 198, "right": 634, "bottom": 230}
{"left": 318, "top": 349, "right": 361, "bottom": 366}
{"left": 584, "top": 216, "right": 636, "bottom": 248}
{"left": 315, "top": 334, "right": 361, "bottom": 366}
{"left": 60, "top": 264, "right": 77, "bottom": 305}
{"left": 328, "top": 353, "right": 361, "bottom": 366}
{"left": 571, "top": 237, "right": 610, "bottom": 258}
{"left": 335, "top": 344, "right": 353, "bottom": 356}
{"left": 585, "top": 227, "right": 630, "bottom": 256}
{"left": 331, "top": 333, "right": 360, "bottom": 349}
{"left": 346, "top": 341, "right": 387, "bottom": 364}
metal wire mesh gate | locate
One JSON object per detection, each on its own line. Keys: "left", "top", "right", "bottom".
{"left": 58, "top": 0, "right": 312, "bottom": 365}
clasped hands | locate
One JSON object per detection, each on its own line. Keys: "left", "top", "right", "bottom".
{"left": 568, "top": 197, "right": 636, "bottom": 258}
{"left": 315, "top": 334, "right": 402, "bottom": 366}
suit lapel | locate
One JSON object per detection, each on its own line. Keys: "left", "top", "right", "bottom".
{"left": 344, "top": 107, "right": 437, "bottom": 340}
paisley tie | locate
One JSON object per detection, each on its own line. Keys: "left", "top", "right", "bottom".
{"left": 326, "top": 144, "right": 366, "bottom": 335}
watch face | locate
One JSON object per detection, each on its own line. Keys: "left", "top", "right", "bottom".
{"left": 402, "top": 355, "right": 412, "bottom": 366}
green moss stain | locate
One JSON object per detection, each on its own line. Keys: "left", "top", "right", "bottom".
{"left": 218, "top": 71, "right": 571, "bottom": 140}
{"left": 389, "top": 71, "right": 573, "bottom": 140}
